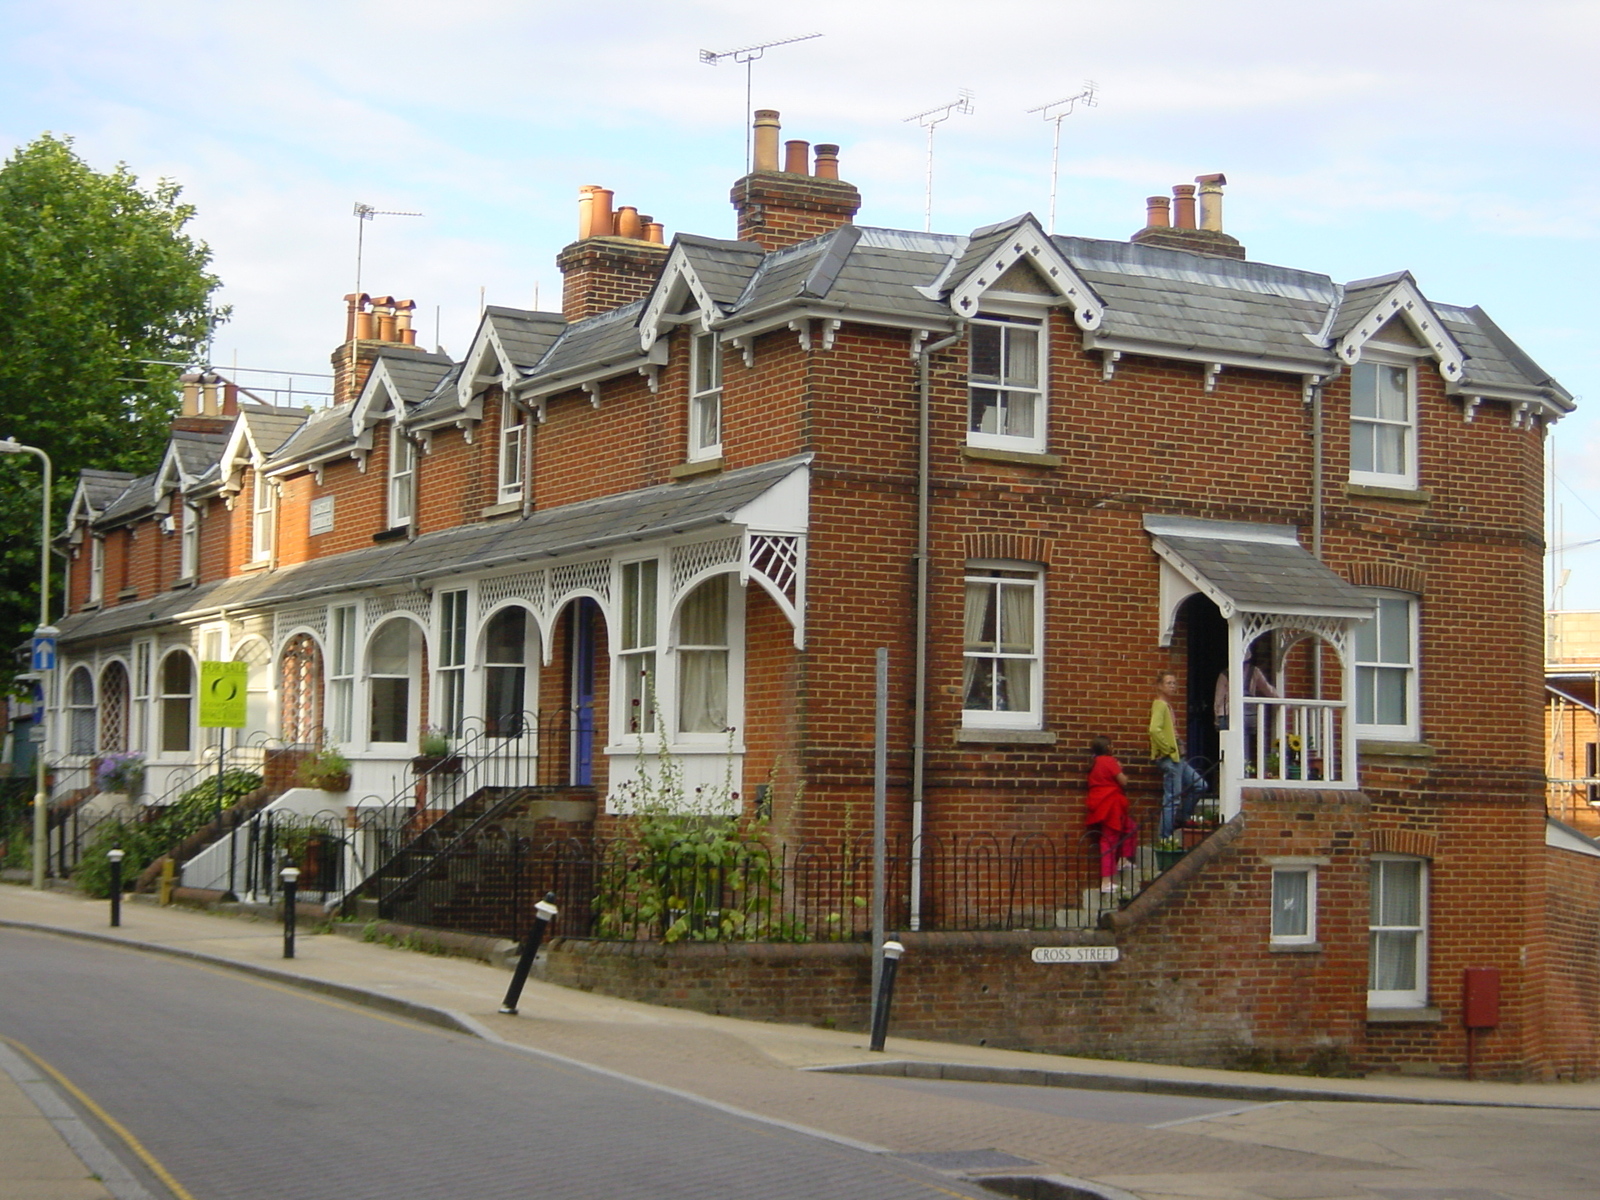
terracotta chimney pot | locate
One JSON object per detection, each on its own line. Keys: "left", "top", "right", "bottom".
{"left": 201, "top": 372, "right": 221, "bottom": 416}
{"left": 752, "top": 109, "right": 781, "bottom": 172}
{"left": 591, "top": 188, "right": 615, "bottom": 238}
{"left": 813, "top": 144, "right": 840, "bottom": 179}
{"left": 1172, "top": 184, "right": 1197, "bottom": 230}
{"left": 344, "top": 292, "right": 370, "bottom": 341}
{"left": 784, "top": 139, "right": 810, "bottom": 174}
{"left": 641, "top": 217, "right": 664, "bottom": 244}
{"left": 616, "top": 205, "right": 642, "bottom": 239}
{"left": 396, "top": 299, "right": 416, "bottom": 345}
{"left": 1145, "top": 196, "right": 1172, "bottom": 228}
{"left": 577, "top": 185, "right": 600, "bottom": 240}
{"left": 372, "top": 296, "right": 397, "bottom": 342}
{"left": 1195, "top": 173, "right": 1227, "bottom": 232}
{"left": 180, "top": 372, "right": 202, "bottom": 417}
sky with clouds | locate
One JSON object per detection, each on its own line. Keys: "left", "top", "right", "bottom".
{"left": 3, "top": 0, "right": 1597, "bottom": 604}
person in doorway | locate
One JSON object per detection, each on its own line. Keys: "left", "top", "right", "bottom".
{"left": 1150, "top": 670, "right": 1207, "bottom": 839}
{"left": 1086, "top": 736, "right": 1137, "bottom": 894}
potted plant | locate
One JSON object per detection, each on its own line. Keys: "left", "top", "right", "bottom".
{"left": 1154, "top": 835, "right": 1186, "bottom": 872}
{"left": 94, "top": 751, "right": 144, "bottom": 798}
{"left": 412, "top": 727, "right": 461, "bottom": 774}
{"left": 297, "top": 744, "right": 352, "bottom": 792}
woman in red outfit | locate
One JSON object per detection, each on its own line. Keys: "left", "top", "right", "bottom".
{"left": 1086, "top": 736, "right": 1137, "bottom": 894}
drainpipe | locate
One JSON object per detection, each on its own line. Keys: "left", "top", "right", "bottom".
{"left": 520, "top": 398, "right": 535, "bottom": 520}
{"left": 1309, "top": 376, "right": 1325, "bottom": 558}
{"left": 911, "top": 327, "right": 963, "bottom": 932}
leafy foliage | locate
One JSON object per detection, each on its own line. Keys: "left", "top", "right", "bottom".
{"left": 74, "top": 769, "right": 261, "bottom": 897}
{"left": 0, "top": 134, "right": 223, "bottom": 670}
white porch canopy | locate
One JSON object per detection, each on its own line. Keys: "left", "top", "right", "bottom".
{"left": 1145, "top": 515, "right": 1376, "bottom": 811}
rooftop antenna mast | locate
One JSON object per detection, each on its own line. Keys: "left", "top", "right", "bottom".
{"left": 904, "top": 89, "right": 974, "bottom": 232}
{"left": 1027, "top": 82, "right": 1098, "bottom": 234}
{"left": 699, "top": 33, "right": 824, "bottom": 172}
{"left": 353, "top": 202, "right": 423, "bottom": 298}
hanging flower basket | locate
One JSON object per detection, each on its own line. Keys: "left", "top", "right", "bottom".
{"left": 411, "top": 754, "right": 462, "bottom": 775}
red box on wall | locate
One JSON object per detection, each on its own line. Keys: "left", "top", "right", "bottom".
{"left": 1463, "top": 967, "right": 1500, "bottom": 1029}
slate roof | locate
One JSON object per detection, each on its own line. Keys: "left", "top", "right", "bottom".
{"left": 238, "top": 404, "right": 305, "bottom": 457}
{"left": 170, "top": 430, "right": 229, "bottom": 482}
{"left": 485, "top": 307, "right": 566, "bottom": 374}
{"left": 1437, "top": 304, "right": 1574, "bottom": 409}
{"left": 1144, "top": 516, "right": 1373, "bottom": 618}
{"left": 98, "top": 472, "right": 159, "bottom": 526}
{"left": 78, "top": 470, "right": 138, "bottom": 515}
{"left": 58, "top": 454, "right": 811, "bottom": 645}
{"left": 268, "top": 401, "right": 358, "bottom": 467}
{"left": 520, "top": 299, "right": 650, "bottom": 396}
{"left": 675, "top": 235, "right": 765, "bottom": 310}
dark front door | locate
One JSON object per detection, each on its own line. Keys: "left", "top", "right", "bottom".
{"left": 568, "top": 599, "right": 597, "bottom": 786}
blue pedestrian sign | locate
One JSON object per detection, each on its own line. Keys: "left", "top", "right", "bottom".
{"left": 31, "top": 625, "right": 58, "bottom": 672}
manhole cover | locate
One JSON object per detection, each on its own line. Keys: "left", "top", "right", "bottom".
{"left": 897, "top": 1150, "right": 1039, "bottom": 1173}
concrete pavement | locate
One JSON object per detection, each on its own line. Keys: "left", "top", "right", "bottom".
{"left": 4, "top": 881, "right": 1598, "bottom": 1200}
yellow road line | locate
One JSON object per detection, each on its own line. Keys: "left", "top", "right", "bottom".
{"left": 1, "top": 1035, "right": 198, "bottom": 1200}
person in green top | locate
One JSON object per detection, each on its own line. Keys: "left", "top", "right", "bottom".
{"left": 1151, "top": 670, "right": 1206, "bottom": 839}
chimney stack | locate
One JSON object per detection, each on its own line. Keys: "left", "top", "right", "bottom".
{"left": 557, "top": 182, "right": 671, "bottom": 322}
{"left": 331, "top": 291, "right": 430, "bottom": 404}
{"left": 1130, "top": 174, "right": 1245, "bottom": 260}
{"left": 731, "top": 110, "right": 861, "bottom": 251}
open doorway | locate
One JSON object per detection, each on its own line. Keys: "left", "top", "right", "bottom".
{"left": 1178, "top": 594, "right": 1227, "bottom": 776}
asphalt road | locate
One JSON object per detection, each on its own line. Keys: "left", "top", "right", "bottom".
{"left": 0, "top": 928, "right": 1003, "bottom": 1200}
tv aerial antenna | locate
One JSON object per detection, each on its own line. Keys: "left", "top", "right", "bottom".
{"left": 353, "top": 202, "right": 423, "bottom": 298}
{"left": 1027, "top": 82, "right": 1098, "bottom": 233}
{"left": 904, "top": 89, "right": 975, "bottom": 232}
{"left": 700, "top": 33, "right": 824, "bottom": 171}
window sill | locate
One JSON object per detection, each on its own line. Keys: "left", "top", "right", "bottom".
{"left": 1366, "top": 1006, "right": 1442, "bottom": 1024}
{"left": 80, "top": 601, "right": 102, "bottom": 612}
{"left": 172, "top": 578, "right": 196, "bottom": 590}
{"left": 480, "top": 500, "right": 523, "bottom": 519}
{"left": 1359, "top": 740, "right": 1434, "bottom": 759}
{"left": 1345, "top": 482, "right": 1432, "bottom": 504}
{"left": 117, "top": 587, "right": 138, "bottom": 602}
{"left": 372, "top": 526, "right": 410, "bottom": 543}
{"left": 1269, "top": 941, "right": 1323, "bottom": 954}
{"left": 672, "top": 457, "right": 723, "bottom": 480}
{"left": 955, "top": 728, "right": 1057, "bottom": 746}
{"left": 962, "top": 446, "right": 1061, "bottom": 469}
{"left": 239, "top": 559, "right": 271, "bottom": 573}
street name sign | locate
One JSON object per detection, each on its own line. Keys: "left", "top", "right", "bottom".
{"left": 1031, "top": 946, "right": 1119, "bottom": 964}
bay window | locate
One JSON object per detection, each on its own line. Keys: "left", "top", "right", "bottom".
{"left": 677, "top": 575, "right": 729, "bottom": 734}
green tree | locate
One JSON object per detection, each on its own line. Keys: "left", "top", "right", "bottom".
{"left": 0, "top": 134, "right": 223, "bottom": 668}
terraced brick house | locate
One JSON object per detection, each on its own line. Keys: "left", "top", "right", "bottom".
{"left": 48, "top": 111, "right": 1597, "bottom": 1078}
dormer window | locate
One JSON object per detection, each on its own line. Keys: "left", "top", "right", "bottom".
{"left": 388, "top": 424, "right": 414, "bottom": 528}
{"left": 87, "top": 535, "right": 104, "bottom": 605}
{"left": 179, "top": 503, "right": 199, "bottom": 579}
{"left": 499, "top": 397, "right": 526, "bottom": 504}
{"left": 689, "top": 332, "right": 723, "bottom": 461}
{"left": 250, "top": 469, "right": 275, "bottom": 562}
{"left": 1349, "top": 358, "right": 1416, "bottom": 489}
{"left": 968, "top": 314, "right": 1045, "bottom": 454}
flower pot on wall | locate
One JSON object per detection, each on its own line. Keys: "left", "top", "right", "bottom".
{"left": 1155, "top": 848, "right": 1186, "bottom": 872}
{"left": 411, "top": 754, "right": 462, "bottom": 775}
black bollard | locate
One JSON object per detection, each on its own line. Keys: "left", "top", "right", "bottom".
{"left": 107, "top": 848, "right": 124, "bottom": 927}
{"left": 500, "top": 892, "right": 560, "bottom": 1015}
{"left": 868, "top": 938, "right": 905, "bottom": 1052}
{"left": 281, "top": 863, "right": 300, "bottom": 959}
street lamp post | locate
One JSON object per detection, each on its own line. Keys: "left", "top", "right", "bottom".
{"left": 0, "top": 437, "right": 54, "bottom": 891}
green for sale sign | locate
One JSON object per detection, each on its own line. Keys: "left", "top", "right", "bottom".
{"left": 199, "top": 661, "right": 249, "bottom": 728}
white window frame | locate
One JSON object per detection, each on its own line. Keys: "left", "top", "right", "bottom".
{"left": 498, "top": 396, "right": 527, "bottom": 504}
{"left": 961, "top": 561, "right": 1044, "bottom": 730}
{"left": 179, "top": 502, "right": 199, "bottom": 580}
{"left": 328, "top": 605, "right": 357, "bottom": 745}
{"left": 87, "top": 536, "right": 104, "bottom": 605}
{"left": 1269, "top": 862, "right": 1318, "bottom": 945}
{"left": 1348, "top": 352, "right": 1419, "bottom": 489}
{"left": 672, "top": 572, "right": 743, "bottom": 741}
{"left": 967, "top": 309, "right": 1047, "bottom": 454}
{"left": 250, "top": 468, "right": 275, "bottom": 563}
{"left": 436, "top": 590, "right": 469, "bottom": 738}
{"left": 366, "top": 618, "right": 420, "bottom": 748}
{"left": 482, "top": 604, "right": 536, "bottom": 738}
{"left": 1355, "top": 592, "right": 1420, "bottom": 742}
{"left": 388, "top": 424, "right": 414, "bottom": 529}
{"left": 689, "top": 332, "right": 723, "bottom": 462}
{"left": 616, "top": 558, "right": 660, "bottom": 738}
{"left": 158, "top": 650, "right": 195, "bottom": 756}
{"left": 132, "top": 640, "right": 153, "bottom": 752}
{"left": 67, "top": 665, "right": 96, "bottom": 757}
{"left": 1369, "top": 855, "right": 1429, "bottom": 1008}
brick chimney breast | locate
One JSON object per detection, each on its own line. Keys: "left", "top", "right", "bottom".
{"left": 730, "top": 110, "right": 861, "bottom": 251}
{"left": 557, "top": 183, "right": 672, "bottom": 321}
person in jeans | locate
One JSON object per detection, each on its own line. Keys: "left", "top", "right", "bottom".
{"left": 1150, "top": 670, "right": 1206, "bottom": 839}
